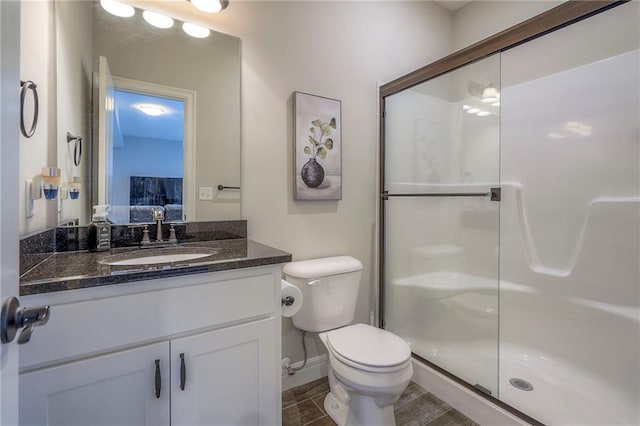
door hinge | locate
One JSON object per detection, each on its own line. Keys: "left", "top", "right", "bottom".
{"left": 381, "top": 191, "right": 389, "bottom": 200}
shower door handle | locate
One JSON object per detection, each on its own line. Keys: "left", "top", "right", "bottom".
{"left": 381, "top": 188, "right": 501, "bottom": 201}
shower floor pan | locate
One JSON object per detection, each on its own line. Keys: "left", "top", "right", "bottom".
{"left": 411, "top": 339, "right": 637, "bottom": 425}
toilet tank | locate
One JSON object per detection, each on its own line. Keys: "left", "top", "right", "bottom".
{"left": 283, "top": 256, "right": 363, "bottom": 332}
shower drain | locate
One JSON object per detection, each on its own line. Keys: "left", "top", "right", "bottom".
{"left": 510, "top": 378, "right": 534, "bottom": 391}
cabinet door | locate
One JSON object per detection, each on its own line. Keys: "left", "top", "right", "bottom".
{"left": 20, "top": 342, "right": 170, "bottom": 426}
{"left": 171, "top": 318, "right": 277, "bottom": 426}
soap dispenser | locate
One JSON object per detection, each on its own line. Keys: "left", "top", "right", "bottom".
{"left": 87, "top": 205, "right": 112, "bottom": 252}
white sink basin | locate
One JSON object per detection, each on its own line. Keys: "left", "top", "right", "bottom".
{"left": 99, "top": 247, "right": 220, "bottom": 266}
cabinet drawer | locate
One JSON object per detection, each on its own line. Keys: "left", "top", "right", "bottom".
{"left": 21, "top": 270, "right": 278, "bottom": 370}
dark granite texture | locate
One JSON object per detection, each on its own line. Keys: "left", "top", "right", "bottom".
{"left": 20, "top": 239, "right": 291, "bottom": 296}
{"left": 20, "top": 229, "right": 56, "bottom": 275}
{"left": 48, "top": 220, "right": 247, "bottom": 251}
{"left": 55, "top": 226, "right": 88, "bottom": 252}
{"left": 109, "top": 220, "right": 247, "bottom": 248}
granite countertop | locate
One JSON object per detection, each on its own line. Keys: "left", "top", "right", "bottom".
{"left": 20, "top": 239, "right": 292, "bottom": 296}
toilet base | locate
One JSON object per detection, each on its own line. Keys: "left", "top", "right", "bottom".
{"left": 324, "top": 392, "right": 349, "bottom": 426}
{"left": 324, "top": 391, "right": 397, "bottom": 426}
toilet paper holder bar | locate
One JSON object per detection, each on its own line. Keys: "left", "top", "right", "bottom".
{"left": 282, "top": 296, "right": 295, "bottom": 307}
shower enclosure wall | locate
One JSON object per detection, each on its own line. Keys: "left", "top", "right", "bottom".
{"left": 380, "top": 2, "right": 639, "bottom": 424}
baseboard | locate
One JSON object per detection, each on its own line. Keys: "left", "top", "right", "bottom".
{"left": 282, "top": 354, "right": 328, "bottom": 391}
{"left": 412, "top": 358, "right": 531, "bottom": 426}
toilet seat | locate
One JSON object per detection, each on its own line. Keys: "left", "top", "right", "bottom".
{"left": 326, "top": 324, "right": 411, "bottom": 373}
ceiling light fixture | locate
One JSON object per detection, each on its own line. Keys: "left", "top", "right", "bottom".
{"left": 466, "top": 108, "right": 480, "bottom": 114}
{"left": 182, "top": 22, "right": 211, "bottom": 38}
{"left": 190, "top": 0, "right": 229, "bottom": 13}
{"left": 143, "top": 10, "right": 174, "bottom": 29}
{"left": 136, "top": 104, "right": 167, "bottom": 116}
{"left": 481, "top": 86, "right": 500, "bottom": 103}
{"left": 476, "top": 111, "right": 490, "bottom": 117}
{"left": 100, "top": 0, "right": 135, "bottom": 18}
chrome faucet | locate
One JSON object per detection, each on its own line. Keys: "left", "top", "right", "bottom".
{"left": 152, "top": 208, "right": 164, "bottom": 242}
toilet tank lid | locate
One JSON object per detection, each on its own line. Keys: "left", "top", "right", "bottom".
{"left": 283, "top": 256, "right": 363, "bottom": 279}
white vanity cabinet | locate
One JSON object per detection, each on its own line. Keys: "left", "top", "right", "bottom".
{"left": 18, "top": 265, "right": 283, "bottom": 426}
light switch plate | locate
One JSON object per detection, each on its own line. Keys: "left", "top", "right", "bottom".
{"left": 199, "top": 186, "right": 213, "bottom": 200}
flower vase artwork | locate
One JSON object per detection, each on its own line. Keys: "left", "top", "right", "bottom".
{"left": 301, "top": 117, "right": 336, "bottom": 188}
{"left": 294, "top": 92, "right": 342, "bottom": 200}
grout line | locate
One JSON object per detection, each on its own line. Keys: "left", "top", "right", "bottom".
{"left": 301, "top": 415, "right": 330, "bottom": 426}
{"left": 424, "top": 407, "right": 455, "bottom": 426}
{"left": 311, "top": 396, "right": 325, "bottom": 415}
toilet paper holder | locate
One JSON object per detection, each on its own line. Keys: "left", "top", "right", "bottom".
{"left": 282, "top": 296, "right": 295, "bottom": 307}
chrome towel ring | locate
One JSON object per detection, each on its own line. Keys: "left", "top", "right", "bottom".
{"left": 20, "top": 80, "right": 39, "bottom": 138}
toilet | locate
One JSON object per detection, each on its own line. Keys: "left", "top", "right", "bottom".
{"left": 283, "top": 256, "right": 413, "bottom": 426}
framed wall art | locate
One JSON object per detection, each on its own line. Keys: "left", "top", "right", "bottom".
{"left": 293, "top": 91, "right": 342, "bottom": 200}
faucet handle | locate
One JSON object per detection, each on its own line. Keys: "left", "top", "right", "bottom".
{"left": 141, "top": 225, "right": 151, "bottom": 245}
{"left": 168, "top": 225, "right": 178, "bottom": 244}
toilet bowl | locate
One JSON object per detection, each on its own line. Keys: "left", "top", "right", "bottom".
{"left": 319, "top": 324, "right": 413, "bottom": 426}
{"left": 282, "top": 256, "right": 413, "bottom": 426}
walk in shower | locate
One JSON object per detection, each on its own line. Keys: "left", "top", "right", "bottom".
{"left": 380, "top": 3, "right": 639, "bottom": 424}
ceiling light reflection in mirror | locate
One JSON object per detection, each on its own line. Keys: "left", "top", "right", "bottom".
{"left": 101, "top": 0, "right": 218, "bottom": 38}
{"left": 190, "top": 0, "right": 229, "bottom": 13}
{"left": 100, "top": 0, "right": 134, "bottom": 17}
{"left": 142, "top": 10, "right": 174, "bottom": 29}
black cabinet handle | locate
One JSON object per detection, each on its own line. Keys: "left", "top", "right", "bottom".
{"left": 179, "top": 353, "right": 186, "bottom": 390}
{"left": 154, "top": 359, "right": 161, "bottom": 398}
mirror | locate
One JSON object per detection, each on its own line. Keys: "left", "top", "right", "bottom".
{"left": 54, "top": 0, "right": 240, "bottom": 226}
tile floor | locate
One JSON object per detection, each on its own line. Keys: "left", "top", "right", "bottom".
{"left": 282, "top": 377, "right": 479, "bottom": 426}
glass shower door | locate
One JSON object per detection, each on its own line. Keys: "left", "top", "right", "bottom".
{"left": 382, "top": 53, "right": 501, "bottom": 394}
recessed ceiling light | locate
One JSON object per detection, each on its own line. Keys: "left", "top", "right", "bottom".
{"left": 476, "top": 111, "right": 490, "bottom": 117}
{"left": 136, "top": 104, "right": 167, "bottom": 116}
{"left": 182, "top": 22, "right": 211, "bottom": 38}
{"left": 462, "top": 104, "right": 471, "bottom": 110}
{"left": 467, "top": 108, "right": 480, "bottom": 114}
{"left": 100, "top": 0, "right": 135, "bottom": 18}
{"left": 143, "top": 10, "right": 174, "bottom": 29}
{"left": 492, "top": 101, "right": 500, "bottom": 107}
{"left": 190, "top": 0, "right": 228, "bottom": 13}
